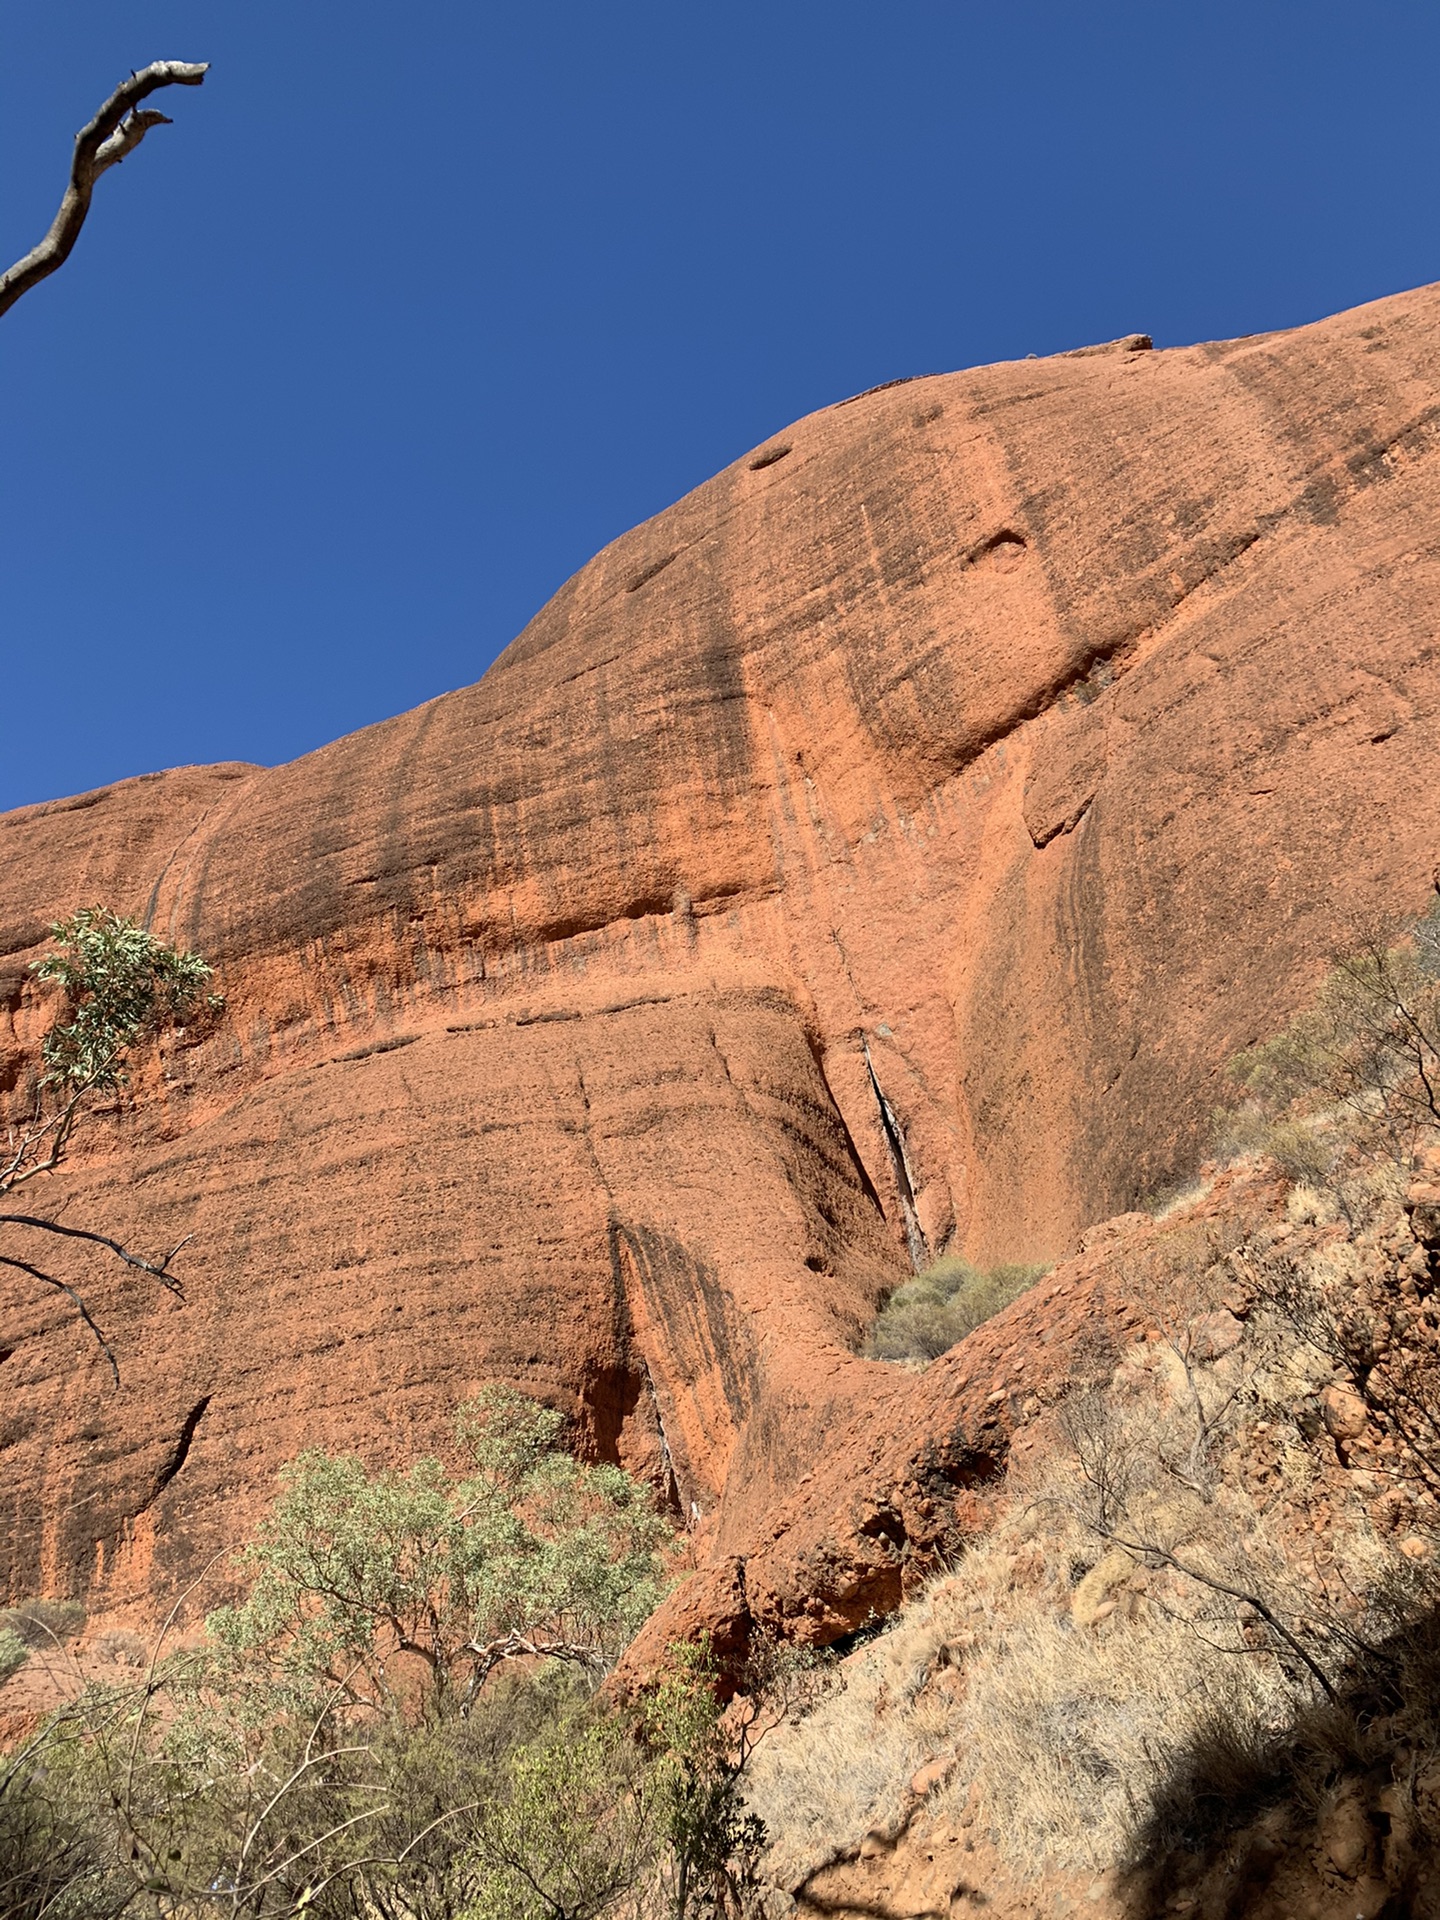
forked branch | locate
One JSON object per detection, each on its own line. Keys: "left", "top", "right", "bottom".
{"left": 0, "top": 1218, "right": 191, "bottom": 1385}
{"left": 0, "top": 60, "right": 208, "bottom": 320}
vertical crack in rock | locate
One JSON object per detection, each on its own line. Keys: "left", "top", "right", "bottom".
{"left": 605, "top": 1220, "right": 755, "bottom": 1518}
{"left": 642, "top": 1355, "right": 685, "bottom": 1522}
{"left": 134, "top": 1394, "right": 212, "bottom": 1518}
{"left": 862, "top": 1040, "right": 930, "bottom": 1272}
{"left": 803, "top": 1030, "right": 887, "bottom": 1219}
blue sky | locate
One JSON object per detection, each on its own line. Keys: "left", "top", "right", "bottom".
{"left": 3, "top": 2, "right": 1437, "bottom": 811}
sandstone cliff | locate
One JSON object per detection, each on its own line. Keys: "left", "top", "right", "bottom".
{"left": 5, "top": 281, "right": 1440, "bottom": 1627}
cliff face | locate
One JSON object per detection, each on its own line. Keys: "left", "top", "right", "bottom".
{"left": 5, "top": 282, "right": 1440, "bottom": 1619}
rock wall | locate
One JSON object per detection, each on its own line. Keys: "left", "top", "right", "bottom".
{"left": 6, "top": 282, "right": 1440, "bottom": 1618}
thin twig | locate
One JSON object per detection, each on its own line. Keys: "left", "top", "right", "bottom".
{"left": 0, "top": 1250, "right": 119, "bottom": 1383}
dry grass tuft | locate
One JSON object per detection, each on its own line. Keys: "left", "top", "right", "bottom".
{"left": 750, "top": 1282, "right": 1420, "bottom": 1885}
{"left": 744, "top": 1584, "right": 968, "bottom": 1889}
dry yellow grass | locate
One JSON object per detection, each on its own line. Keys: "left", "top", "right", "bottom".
{"left": 747, "top": 1283, "right": 1404, "bottom": 1885}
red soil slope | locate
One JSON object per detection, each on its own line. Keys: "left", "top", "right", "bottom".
{"left": 5, "top": 283, "right": 1440, "bottom": 1625}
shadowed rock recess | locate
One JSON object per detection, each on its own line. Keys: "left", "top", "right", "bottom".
{"left": 6, "top": 283, "right": 1440, "bottom": 1640}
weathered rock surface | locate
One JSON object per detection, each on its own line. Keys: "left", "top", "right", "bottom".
{"left": 5, "top": 281, "right": 1440, "bottom": 1626}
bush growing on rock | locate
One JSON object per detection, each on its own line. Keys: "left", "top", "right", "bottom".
{"left": 2, "top": 906, "right": 221, "bottom": 1382}
{"left": 866, "top": 1255, "right": 1047, "bottom": 1363}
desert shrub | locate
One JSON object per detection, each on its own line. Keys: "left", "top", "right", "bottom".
{"left": 0, "top": 1597, "right": 85, "bottom": 1648}
{"left": 1219, "top": 899, "right": 1440, "bottom": 1180}
{"left": 644, "top": 1633, "right": 829, "bottom": 1920}
{"left": 1213, "top": 1107, "right": 1340, "bottom": 1188}
{"left": 464, "top": 1697, "right": 659, "bottom": 1920}
{"left": 88, "top": 1628, "right": 148, "bottom": 1668}
{"left": 5, "top": 1391, "right": 781, "bottom": 1920}
{"left": 0, "top": 1751, "right": 132, "bottom": 1920}
{"left": 866, "top": 1255, "right": 1047, "bottom": 1363}
{"left": 121, "top": 1386, "right": 679, "bottom": 1910}
{"left": 0, "top": 1625, "right": 29, "bottom": 1683}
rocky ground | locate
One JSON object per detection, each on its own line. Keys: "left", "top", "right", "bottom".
{"left": 737, "top": 1152, "right": 1440, "bottom": 1917}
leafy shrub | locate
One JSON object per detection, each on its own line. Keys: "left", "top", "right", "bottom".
{"left": 0, "top": 1739, "right": 133, "bottom": 1920}
{"left": 30, "top": 906, "right": 218, "bottom": 1095}
{"left": 866, "top": 1256, "right": 1047, "bottom": 1363}
{"left": 464, "top": 1699, "right": 659, "bottom": 1920}
{"left": 4, "top": 908, "right": 222, "bottom": 1383}
{"left": 6, "top": 1390, "right": 786, "bottom": 1920}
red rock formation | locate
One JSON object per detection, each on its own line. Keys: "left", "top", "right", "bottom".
{"left": 5, "top": 282, "right": 1440, "bottom": 1629}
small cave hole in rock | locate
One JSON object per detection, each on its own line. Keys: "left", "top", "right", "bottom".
{"left": 977, "top": 529, "right": 1029, "bottom": 575}
{"left": 1072, "top": 655, "right": 1117, "bottom": 706}
{"left": 748, "top": 445, "right": 791, "bottom": 471}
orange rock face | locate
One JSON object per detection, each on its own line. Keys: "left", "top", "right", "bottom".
{"left": 5, "top": 282, "right": 1440, "bottom": 1628}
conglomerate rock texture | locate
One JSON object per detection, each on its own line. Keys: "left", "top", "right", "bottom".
{"left": 5, "top": 282, "right": 1440, "bottom": 1630}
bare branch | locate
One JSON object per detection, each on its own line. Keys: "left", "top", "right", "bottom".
{"left": 0, "top": 1213, "right": 188, "bottom": 1293}
{"left": 0, "top": 60, "right": 208, "bottom": 320}
{"left": 1, "top": 1081, "right": 96, "bottom": 1193}
{"left": 1092, "top": 1523, "right": 1342, "bottom": 1705}
{"left": 122, "top": 1550, "right": 232, "bottom": 1837}
{"left": 0, "top": 1250, "right": 119, "bottom": 1384}
{"left": 0, "top": 1215, "right": 190, "bottom": 1385}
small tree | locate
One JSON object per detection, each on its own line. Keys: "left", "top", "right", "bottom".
{"left": 1, "top": 906, "right": 218, "bottom": 1380}
{"left": 643, "top": 1641, "right": 768, "bottom": 1920}
{"left": 205, "top": 1386, "right": 671, "bottom": 1718}
{"left": 46, "top": 1392, "right": 675, "bottom": 1918}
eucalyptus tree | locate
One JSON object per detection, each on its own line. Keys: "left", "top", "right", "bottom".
{"left": 1, "top": 908, "right": 218, "bottom": 1380}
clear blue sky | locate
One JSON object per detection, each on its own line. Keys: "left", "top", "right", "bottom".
{"left": 3, "top": 2, "right": 1436, "bottom": 811}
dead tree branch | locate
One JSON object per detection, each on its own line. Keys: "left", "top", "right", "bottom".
{"left": 0, "top": 1214, "right": 189, "bottom": 1290}
{"left": 0, "top": 60, "right": 208, "bottom": 320}
{"left": 0, "top": 1216, "right": 190, "bottom": 1384}
{"left": 0, "top": 1251, "right": 122, "bottom": 1385}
